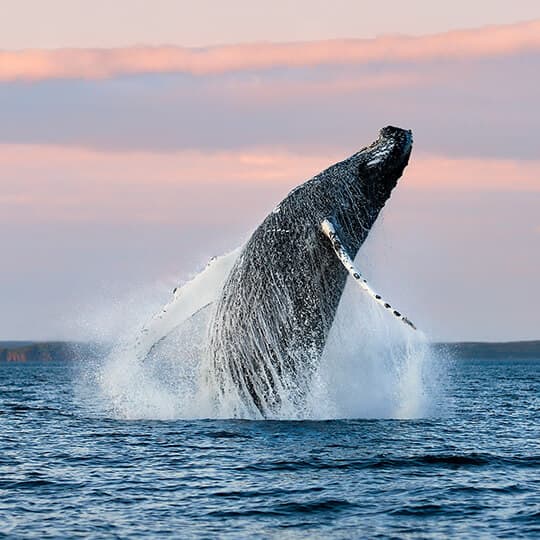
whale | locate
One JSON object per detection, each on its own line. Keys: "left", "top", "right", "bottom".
{"left": 136, "top": 126, "right": 415, "bottom": 418}
{"left": 206, "top": 126, "right": 414, "bottom": 416}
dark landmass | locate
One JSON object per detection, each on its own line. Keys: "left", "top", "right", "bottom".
{"left": 0, "top": 342, "right": 104, "bottom": 363}
{"left": 0, "top": 341, "right": 35, "bottom": 349}
{"left": 1, "top": 340, "right": 539, "bottom": 362}
{"left": 433, "top": 341, "right": 540, "bottom": 359}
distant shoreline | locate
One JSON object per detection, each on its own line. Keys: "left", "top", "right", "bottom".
{"left": 430, "top": 341, "right": 540, "bottom": 359}
{"left": 1, "top": 340, "right": 539, "bottom": 362}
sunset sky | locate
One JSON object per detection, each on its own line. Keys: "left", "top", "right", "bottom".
{"left": 1, "top": 1, "right": 539, "bottom": 342}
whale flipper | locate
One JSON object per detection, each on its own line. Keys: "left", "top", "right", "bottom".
{"left": 134, "top": 248, "right": 241, "bottom": 361}
{"left": 321, "top": 218, "right": 416, "bottom": 330}
{"left": 142, "top": 302, "right": 214, "bottom": 360}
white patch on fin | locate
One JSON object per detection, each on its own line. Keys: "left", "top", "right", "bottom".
{"left": 321, "top": 219, "right": 417, "bottom": 331}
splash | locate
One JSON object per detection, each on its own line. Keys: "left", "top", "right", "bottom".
{"left": 75, "top": 127, "right": 439, "bottom": 420}
{"left": 80, "top": 247, "right": 444, "bottom": 421}
{"left": 309, "top": 278, "right": 436, "bottom": 419}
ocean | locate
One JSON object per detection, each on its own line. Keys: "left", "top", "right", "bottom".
{"left": 0, "top": 354, "right": 538, "bottom": 538}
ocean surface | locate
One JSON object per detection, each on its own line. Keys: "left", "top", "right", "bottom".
{"left": 1, "top": 356, "right": 538, "bottom": 539}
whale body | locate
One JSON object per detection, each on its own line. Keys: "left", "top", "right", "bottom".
{"left": 205, "top": 126, "right": 414, "bottom": 416}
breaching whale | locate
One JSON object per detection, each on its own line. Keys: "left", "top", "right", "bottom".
{"left": 137, "top": 126, "right": 415, "bottom": 418}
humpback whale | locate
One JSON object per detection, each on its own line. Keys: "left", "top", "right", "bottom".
{"left": 207, "top": 126, "right": 413, "bottom": 416}
{"left": 138, "top": 126, "right": 414, "bottom": 418}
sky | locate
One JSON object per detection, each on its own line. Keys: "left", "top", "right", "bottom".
{"left": 2, "top": 0, "right": 540, "bottom": 48}
{"left": 1, "top": 2, "right": 539, "bottom": 342}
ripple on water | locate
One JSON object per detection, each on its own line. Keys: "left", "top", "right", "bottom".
{"left": 0, "top": 358, "right": 538, "bottom": 539}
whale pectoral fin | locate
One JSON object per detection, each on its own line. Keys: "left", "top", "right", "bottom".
{"left": 132, "top": 247, "right": 242, "bottom": 361}
{"left": 143, "top": 301, "right": 214, "bottom": 359}
{"left": 321, "top": 218, "right": 417, "bottom": 331}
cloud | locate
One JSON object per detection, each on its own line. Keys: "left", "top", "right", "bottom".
{"left": 1, "top": 19, "right": 540, "bottom": 82}
{"left": 1, "top": 144, "right": 538, "bottom": 227}
{"left": 1, "top": 46, "right": 538, "bottom": 160}
{"left": 0, "top": 145, "right": 331, "bottom": 225}
{"left": 1, "top": 20, "right": 539, "bottom": 172}
{"left": 406, "top": 155, "right": 540, "bottom": 191}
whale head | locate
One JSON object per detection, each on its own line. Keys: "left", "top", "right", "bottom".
{"left": 360, "top": 125, "right": 413, "bottom": 204}
{"left": 278, "top": 126, "right": 413, "bottom": 258}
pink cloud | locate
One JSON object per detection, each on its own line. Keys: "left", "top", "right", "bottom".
{"left": 1, "top": 19, "right": 539, "bottom": 82}
{"left": 406, "top": 155, "right": 540, "bottom": 192}
{"left": 0, "top": 144, "right": 538, "bottom": 225}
